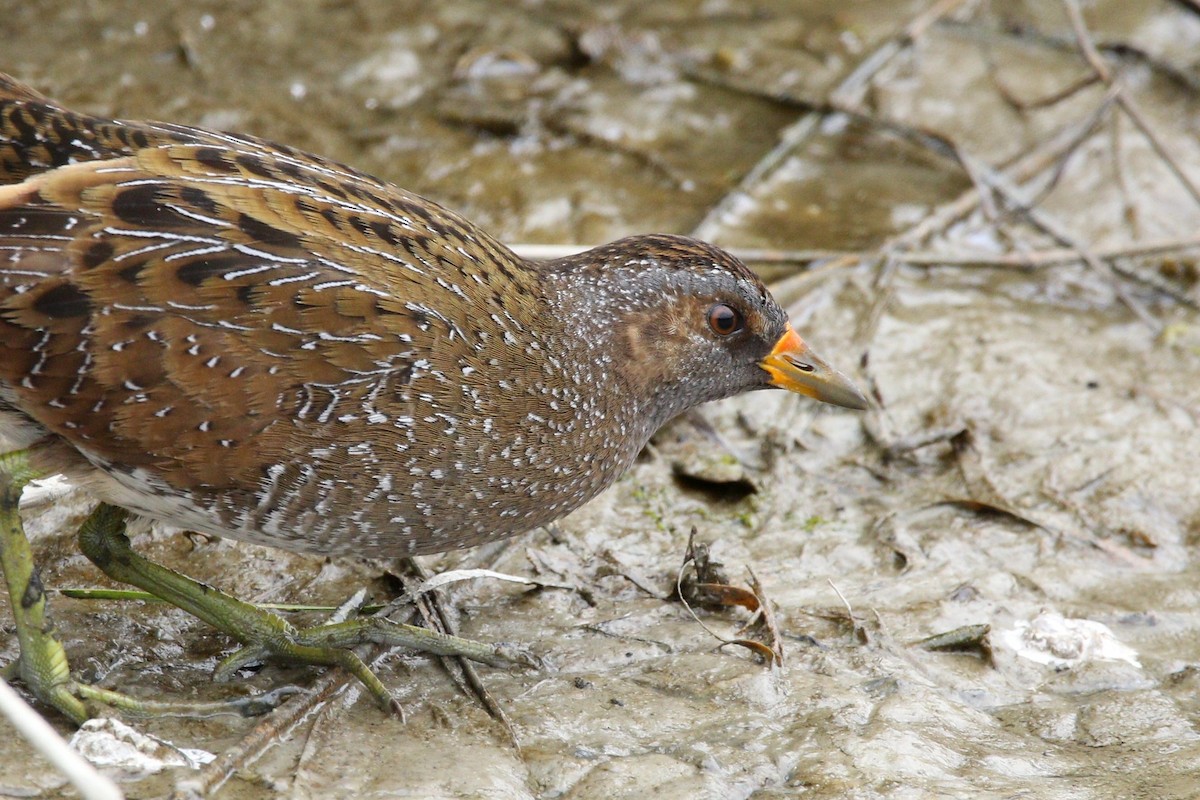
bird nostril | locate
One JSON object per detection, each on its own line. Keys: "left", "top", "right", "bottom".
{"left": 786, "top": 355, "right": 815, "bottom": 373}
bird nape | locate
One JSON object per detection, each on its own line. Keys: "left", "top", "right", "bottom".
{"left": 0, "top": 73, "right": 867, "bottom": 722}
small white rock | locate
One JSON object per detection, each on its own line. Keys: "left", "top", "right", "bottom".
{"left": 69, "top": 718, "right": 214, "bottom": 779}
{"left": 999, "top": 610, "right": 1141, "bottom": 669}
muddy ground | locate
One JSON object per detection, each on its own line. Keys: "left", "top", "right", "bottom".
{"left": 3, "top": 1, "right": 1200, "bottom": 798}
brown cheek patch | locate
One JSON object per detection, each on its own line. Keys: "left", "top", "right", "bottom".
{"left": 617, "top": 306, "right": 693, "bottom": 392}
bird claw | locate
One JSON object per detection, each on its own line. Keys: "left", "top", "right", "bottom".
{"left": 213, "top": 644, "right": 272, "bottom": 683}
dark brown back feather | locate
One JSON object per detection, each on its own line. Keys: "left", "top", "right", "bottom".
{"left": 0, "top": 75, "right": 536, "bottom": 496}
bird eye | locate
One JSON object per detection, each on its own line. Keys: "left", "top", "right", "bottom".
{"left": 707, "top": 303, "right": 743, "bottom": 336}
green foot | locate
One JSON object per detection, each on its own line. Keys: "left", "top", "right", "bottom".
{"left": 76, "top": 503, "right": 520, "bottom": 713}
{"left": 0, "top": 450, "right": 304, "bottom": 721}
{"left": 0, "top": 449, "right": 88, "bottom": 724}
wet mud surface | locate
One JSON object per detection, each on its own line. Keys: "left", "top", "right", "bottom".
{"left": 3, "top": 1, "right": 1200, "bottom": 798}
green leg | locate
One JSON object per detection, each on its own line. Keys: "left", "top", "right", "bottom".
{"left": 0, "top": 450, "right": 87, "bottom": 723}
{"left": 77, "top": 503, "right": 518, "bottom": 712}
{"left": 1, "top": 451, "right": 303, "bottom": 721}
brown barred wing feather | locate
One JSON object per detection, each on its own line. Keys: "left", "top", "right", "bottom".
{"left": 0, "top": 149, "right": 455, "bottom": 493}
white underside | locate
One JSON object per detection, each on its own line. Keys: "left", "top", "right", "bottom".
{"left": 79, "top": 467, "right": 237, "bottom": 540}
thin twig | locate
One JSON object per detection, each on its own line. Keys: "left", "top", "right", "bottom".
{"left": 395, "top": 558, "right": 520, "bottom": 749}
{"left": 523, "top": 227, "right": 1200, "bottom": 274}
{"left": 910, "top": 85, "right": 1118, "bottom": 249}
{"left": 900, "top": 235, "right": 1200, "bottom": 268}
{"left": 852, "top": 84, "right": 1139, "bottom": 351}
{"left": 1010, "top": 106, "right": 1111, "bottom": 215}
{"left": 689, "top": 0, "right": 970, "bottom": 240}
{"left": 0, "top": 679, "right": 123, "bottom": 800}
{"left": 171, "top": 661, "right": 367, "bottom": 799}
{"left": 674, "top": 533, "right": 781, "bottom": 663}
{"left": 838, "top": 91, "right": 1121, "bottom": 349}
{"left": 950, "top": 431, "right": 1148, "bottom": 567}
{"left": 975, "top": 157, "right": 1161, "bottom": 329}
{"left": 989, "top": 58, "right": 1102, "bottom": 113}
{"left": 1109, "top": 111, "right": 1139, "bottom": 237}
{"left": 944, "top": 13, "right": 1200, "bottom": 94}
{"left": 1109, "top": 263, "right": 1198, "bottom": 310}
{"left": 1063, "top": 0, "right": 1200, "bottom": 207}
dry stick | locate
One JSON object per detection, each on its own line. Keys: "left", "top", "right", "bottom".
{"left": 1012, "top": 107, "right": 1109, "bottom": 218}
{"left": 989, "top": 56, "right": 1103, "bottom": 113}
{"left": 899, "top": 235, "right": 1200, "bottom": 268}
{"left": 972, "top": 155, "right": 1161, "bottom": 330}
{"left": 909, "top": 89, "right": 1117, "bottom": 247}
{"left": 763, "top": 90, "right": 1120, "bottom": 328}
{"left": 683, "top": 56, "right": 1093, "bottom": 191}
{"left": 800, "top": 104, "right": 1123, "bottom": 421}
{"left": 831, "top": 0, "right": 971, "bottom": 108}
{"left": 902, "top": 236, "right": 1200, "bottom": 309}
{"left": 290, "top": 697, "right": 343, "bottom": 790}
{"left": 171, "top": 647, "right": 387, "bottom": 800}
{"left": 1109, "top": 110, "right": 1140, "bottom": 237}
{"left": 1063, "top": 0, "right": 1200, "bottom": 208}
{"left": 951, "top": 432, "right": 1146, "bottom": 567}
{"left": 745, "top": 50, "right": 1178, "bottom": 329}
{"left": 689, "top": 115, "right": 818, "bottom": 242}
{"left": 950, "top": 12, "right": 1200, "bottom": 95}
{"left": 174, "top": 591, "right": 429, "bottom": 798}
{"left": 682, "top": 63, "right": 963, "bottom": 169}
{"left": 1108, "top": 264, "right": 1199, "bottom": 310}
{"left": 0, "top": 679, "right": 123, "bottom": 800}
{"left": 950, "top": 140, "right": 999, "bottom": 222}
{"left": 516, "top": 236, "right": 1200, "bottom": 272}
{"left": 396, "top": 557, "right": 519, "bottom": 749}
{"left": 855, "top": 255, "right": 901, "bottom": 352}
{"left": 690, "top": 0, "right": 970, "bottom": 240}
{"left": 677, "top": 71, "right": 1125, "bottom": 311}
